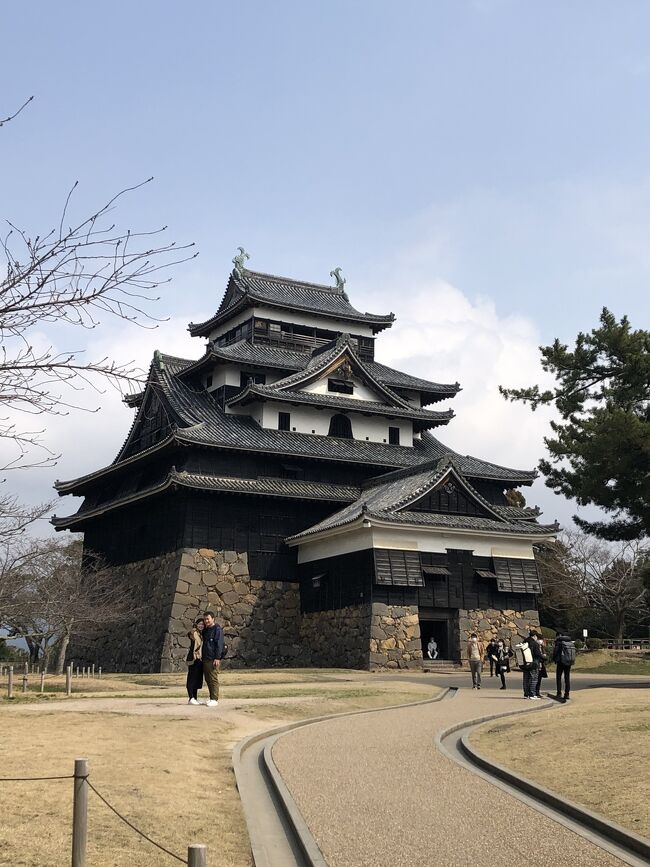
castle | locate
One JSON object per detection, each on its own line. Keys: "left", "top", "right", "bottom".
{"left": 54, "top": 253, "right": 554, "bottom": 671}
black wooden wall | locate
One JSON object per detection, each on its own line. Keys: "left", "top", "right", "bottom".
{"left": 298, "top": 547, "right": 536, "bottom": 613}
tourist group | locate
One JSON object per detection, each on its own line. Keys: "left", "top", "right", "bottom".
{"left": 467, "top": 631, "right": 576, "bottom": 701}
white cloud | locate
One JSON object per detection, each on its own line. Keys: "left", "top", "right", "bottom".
{"left": 374, "top": 278, "right": 573, "bottom": 522}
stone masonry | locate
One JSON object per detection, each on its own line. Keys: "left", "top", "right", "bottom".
{"left": 369, "top": 603, "right": 423, "bottom": 670}
{"left": 458, "top": 607, "right": 541, "bottom": 661}
{"left": 71, "top": 547, "right": 534, "bottom": 672}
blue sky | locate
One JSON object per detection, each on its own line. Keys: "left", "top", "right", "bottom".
{"left": 3, "top": 1, "right": 650, "bottom": 529}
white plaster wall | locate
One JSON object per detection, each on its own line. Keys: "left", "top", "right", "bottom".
{"left": 295, "top": 523, "right": 540, "bottom": 563}
{"left": 208, "top": 304, "right": 375, "bottom": 342}
{"left": 227, "top": 399, "right": 413, "bottom": 444}
{"left": 205, "top": 364, "right": 241, "bottom": 389}
{"left": 302, "top": 375, "right": 381, "bottom": 402}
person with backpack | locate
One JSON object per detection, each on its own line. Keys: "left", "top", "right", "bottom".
{"left": 467, "top": 633, "right": 484, "bottom": 689}
{"left": 552, "top": 632, "right": 576, "bottom": 702}
{"left": 201, "top": 610, "right": 225, "bottom": 707}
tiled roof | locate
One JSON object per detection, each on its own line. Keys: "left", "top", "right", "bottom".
{"left": 226, "top": 382, "right": 454, "bottom": 428}
{"left": 188, "top": 269, "right": 395, "bottom": 336}
{"left": 493, "top": 505, "right": 541, "bottom": 521}
{"left": 55, "top": 351, "right": 536, "bottom": 493}
{"left": 179, "top": 340, "right": 460, "bottom": 403}
{"left": 53, "top": 470, "right": 360, "bottom": 529}
{"left": 286, "top": 459, "right": 556, "bottom": 544}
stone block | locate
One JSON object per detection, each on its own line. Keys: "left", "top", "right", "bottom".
{"left": 402, "top": 614, "right": 419, "bottom": 626}
{"left": 379, "top": 637, "right": 396, "bottom": 650}
{"left": 230, "top": 561, "right": 248, "bottom": 577}
{"left": 224, "top": 551, "right": 237, "bottom": 563}
{"left": 221, "top": 591, "right": 239, "bottom": 605}
{"left": 215, "top": 580, "right": 233, "bottom": 594}
{"left": 179, "top": 565, "right": 202, "bottom": 585}
{"left": 197, "top": 548, "right": 216, "bottom": 558}
{"left": 233, "top": 581, "right": 249, "bottom": 595}
{"left": 233, "top": 602, "right": 253, "bottom": 616}
{"left": 372, "top": 603, "right": 390, "bottom": 616}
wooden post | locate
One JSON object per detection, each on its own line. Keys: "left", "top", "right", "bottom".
{"left": 66, "top": 665, "right": 72, "bottom": 696}
{"left": 24, "top": 661, "right": 29, "bottom": 676}
{"left": 75, "top": 666, "right": 79, "bottom": 678}
{"left": 71, "top": 758, "right": 89, "bottom": 867}
{"left": 22, "top": 673, "right": 28, "bottom": 693}
{"left": 98, "top": 667, "right": 102, "bottom": 679}
{"left": 40, "top": 671, "right": 45, "bottom": 693}
{"left": 7, "top": 665, "right": 14, "bottom": 699}
{"left": 91, "top": 664, "right": 95, "bottom": 678}
{"left": 188, "top": 844, "right": 207, "bottom": 867}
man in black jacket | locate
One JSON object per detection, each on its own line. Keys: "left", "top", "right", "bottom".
{"left": 201, "top": 611, "right": 225, "bottom": 707}
{"left": 552, "top": 633, "right": 574, "bottom": 702}
{"left": 523, "top": 630, "right": 544, "bottom": 699}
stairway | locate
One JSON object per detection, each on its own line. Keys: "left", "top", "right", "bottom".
{"left": 422, "top": 659, "right": 463, "bottom": 674}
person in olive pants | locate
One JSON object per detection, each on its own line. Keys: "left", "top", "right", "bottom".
{"left": 201, "top": 611, "right": 224, "bottom": 706}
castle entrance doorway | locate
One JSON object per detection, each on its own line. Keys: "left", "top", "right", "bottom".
{"left": 419, "top": 609, "right": 458, "bottom": 661}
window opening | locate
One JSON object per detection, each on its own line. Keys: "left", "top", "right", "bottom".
{"left": 388, "top": 426, "right": 400, "bottom": 445}
{"left": 278, "top": 412, "right": 291, "bottom": 431}
{"left": 328, "top": 413, "right": 353, "bottom": 439}
{"left": 328, "top": 379, "right": 354, "bottom": 395}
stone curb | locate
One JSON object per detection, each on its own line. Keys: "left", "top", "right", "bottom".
{"left": 233, "top": 686, "right": 453, "bottom": 867}
{"left": 459, "top": 731, "right": 650, "bottom": 863}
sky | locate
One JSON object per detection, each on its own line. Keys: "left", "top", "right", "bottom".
{"left": 2, "top": 1, "right": 650, "bottom": 534}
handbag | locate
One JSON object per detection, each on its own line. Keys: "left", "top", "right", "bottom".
{"left": 539, "top": 663, "right": 548, "bottom": 679}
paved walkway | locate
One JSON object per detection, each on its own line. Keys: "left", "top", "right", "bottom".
{"left": 272, "top": 688, "right": 628, "bottom": 867}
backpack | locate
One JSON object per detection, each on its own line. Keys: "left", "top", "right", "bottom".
{"left": 559, "top": 640, "right": 576, "bottom": 666}
{"left": 514, "top": 642, "right": 533, "bottom": 670}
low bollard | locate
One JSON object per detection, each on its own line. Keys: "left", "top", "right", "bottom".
{"left": 71, "top": 758, "right": 89, "bottom": 867}
{"left": 188, "top": 844, "right": 207, "bottom": 866}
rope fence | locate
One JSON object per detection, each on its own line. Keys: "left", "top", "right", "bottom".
{"left": 1, "top": 758, "right": 208, "bottom": 865}
{"left": 1, "top": 663, "right": 107, "bottom": 699}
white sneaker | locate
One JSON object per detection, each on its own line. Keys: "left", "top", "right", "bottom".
{"left": 188, "top": 698, "right": 200, "bottom": 705}
{"left": 530, "top": 696, "right": 540, "bottom": 700}
{"left": 206, "top": 699, "right": 219, "bottom": 707}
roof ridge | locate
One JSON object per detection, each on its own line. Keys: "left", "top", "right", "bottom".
{"left": 236, "top": 268, "right": 346, "bottom": 295}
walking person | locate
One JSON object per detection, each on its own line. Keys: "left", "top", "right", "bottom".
{"left": 493, "top": 639, "right": 511, "bottom": 690}
{"left": 201, "top": 610, "right": 225, "bottom": 707}
{"left": 467, "top": 633, "right": 484, "bottom": 690}
{"left": 486, "top": 637, "right": 499, "bottom": 676}
{"left": 552, "top": 632, "right": 576, "bottom": 702}
{"left": 534, "top": 634, "right": 548, "bottom": 698}
{"left": 523, "top": 630, "right": 544, "bottom": 700}
{"left": 186, "top": 618, "right": 204, "bottom": 705}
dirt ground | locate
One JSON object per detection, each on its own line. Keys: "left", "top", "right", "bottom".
{"left": 470, "top": 687, "right": 650, "bottom": 838}
{"left": 0, "top": 671, "right": 439, "bottom": 867}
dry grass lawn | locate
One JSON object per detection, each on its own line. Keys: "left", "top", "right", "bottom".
{"left": 470, "top": 687, "right": 650, "bottom": 838}
{"left": 0, "top": 671, "right": 439, "bottom": 867}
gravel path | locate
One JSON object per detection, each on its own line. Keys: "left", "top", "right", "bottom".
{"left": 272, "top": 690, "right": 627, "bottom": 867}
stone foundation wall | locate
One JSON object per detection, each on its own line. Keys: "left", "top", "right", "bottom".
{"left": 69, "top": 550, "right": 183, "bottom": 672}
{"left": 369, "top": 604, "right": 423, "bottom": 670}
{"left": 163, "top": 548, "right": 303, "bottom": 671}
{"left": 299, "top": 604, "right": 372, "bottom": 669}
{"left": 458, "top": 607, "right": 540, "bottom": 660}
{"left": 71, "top": 547, "right": 305, "bottom": 672}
